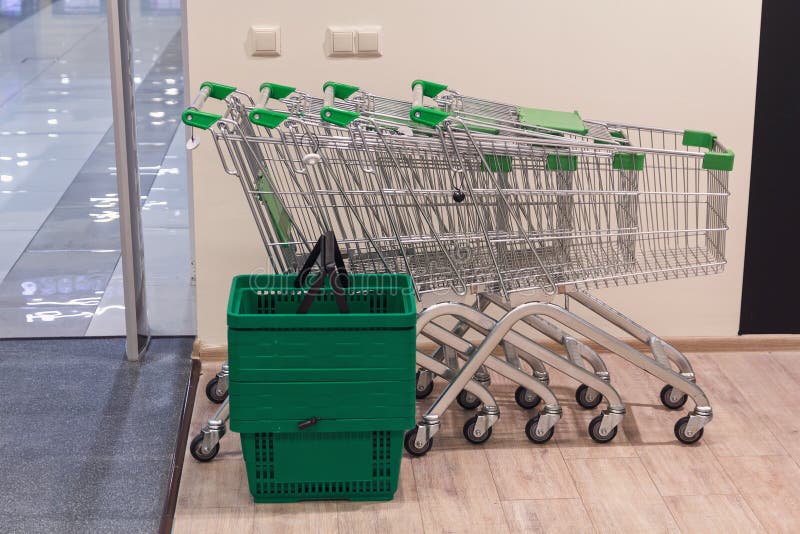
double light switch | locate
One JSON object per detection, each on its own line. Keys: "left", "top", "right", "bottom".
{"left": 326, "top": 26, "right": 382, "bottom": 57}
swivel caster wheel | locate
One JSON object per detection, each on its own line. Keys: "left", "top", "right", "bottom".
{"left": 525, "top": 414, "right": 555, "bottom": 444}
{"left": 660, "top": 385, "right": 688, "bottom": 410}
{"left": 189, "top": 433, "right": 219, "bottom": 462}
{"left": 457, "top": 390, "right": 482, "bottom": 410}
{"left": 575, "top": 384, "right": 603, "bottom": 410}
{"left": 588, "top": 414, "right": 618, "bottom": 443}
{"left": 205, "top": 377, "right": 228, "bottom": 404}
{"left": 674, "top": 415, "right": 704, "bottom": 444}
{"left": 462, "top": 415, "right": 493, "bottom": 444}
{"left": 404, "top": 428, "right": 433, "bottom": 457}
{"left": 415, "top": 370, "right": 434, "bottom": 399}
{"left": 514, "top": 386, "right": 541, "bottom": 409}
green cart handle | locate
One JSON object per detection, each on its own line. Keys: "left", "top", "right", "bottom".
{"left": 320, "top": 81, "right": 361, "bottom": 127}
{"left": 410, "top": 79, "right": 451, "bottom": 127}
{"left": 256, "top": 82, "right": 297, "bottom": 107}
{"left": 181, "top": 81, "right": 236, "bottom": 130}
{"left": 248, "top": 82, "right": 298, "bottom": 129}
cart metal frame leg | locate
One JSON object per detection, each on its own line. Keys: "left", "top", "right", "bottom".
{"left": 410, "top": 302, "right": 627, "bottom": 453}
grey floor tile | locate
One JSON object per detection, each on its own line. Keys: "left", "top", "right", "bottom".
{"left": 0, "top": 305, "right": 95, "bottom": 337}
{"left": 142, "top": 185, "right": 189, "bottom": 228}
{"left": 0, "top": 229, "right": 36, "bottom": 273}
{"left": 0, "top": 190, "right": 65, "bottom": 230}
{"left": 147, "top": 282, "right": 196, "bottom": 336}
{"left": 27, "top": 205, "right": 122, "bottom": 251}
{"left": 57, "top": 178, "right": 120, "bottom": 209}
{"left": 0, "top": 249, "right": 119, "bottom": 306}
{"left": 0, "top": 154, "right": 85, "bottom": 193}
{"left": 143, "top": 227, "right": 192, "bottom": 284}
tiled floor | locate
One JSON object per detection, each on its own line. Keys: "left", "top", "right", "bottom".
{"left": 0, "top": 0, "right": 195, "bottom": 337}
{"left": 177, "top": 352, "right": 800, "bottom": 533}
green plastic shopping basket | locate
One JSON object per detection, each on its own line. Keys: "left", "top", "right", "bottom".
{"left": 226, "top": 237, "right": 417, "bottom": 502}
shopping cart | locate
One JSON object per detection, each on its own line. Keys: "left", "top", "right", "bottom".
{"left": 317, "top": 80, "right": 730, "bottom": 446}
{"left": 182, "top": 78, "right": 732, "bottom": 459}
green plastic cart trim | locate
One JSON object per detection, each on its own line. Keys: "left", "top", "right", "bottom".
{"left": 259, "top": 82, "right": 296, "bottom": 100}
{"left": 610, "top": 130, "right": 626, "bottom": 139}
{"left": 682, "top": 129, "right": 717, "bottom": 150}
{"left": 613, "top": 153, "right": 645, "bottom": 171}
{"left": 546, "top": 154, "right": 578, "bottom": 171}
{"left": 410, "top": 106, "right": 449, "bottom": 127}
{"left": 257, "top": 173, "right": 293, "bottom": 242}
{"left": 181, "top": 109, "right": 221, "bottom": 130}
{"left": 411, "top": 79, "right": 448, "bottom": 98}
{"left": 702, "top": 150, "right": 735, "bottom": 171}
{"left": 320, "top": 106, "right": 360, "bottom": 127}
{"left": 518, "top": 107, "right": 589, "bottom": 135}
{"left": 200, "top": 81, "right": 236, "bottom": 100}
{"left": 482, "top": 154, "right": 513, "bottom": 173}
{"left": 323, "top": 81, "right": 360, "bottom": 100}
{"left": 249, "top": 108, "right": 290, "bottom": 128}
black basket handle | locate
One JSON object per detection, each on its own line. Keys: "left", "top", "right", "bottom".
{"left": 295, "top": 231, "right": 349, "bottom": 314}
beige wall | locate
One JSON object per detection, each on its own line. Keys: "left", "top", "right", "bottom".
{"left": 185, "top": 0, "right": 761, "bottom": 348}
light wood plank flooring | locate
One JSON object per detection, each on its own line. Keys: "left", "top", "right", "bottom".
{"left": 174, "top": 351, "right": 800, "bottom": 533}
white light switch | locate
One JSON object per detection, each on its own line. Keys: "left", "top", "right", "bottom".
{"left": 356, "top": 27, "right": 381, "bottom": 56}
{"left": 247, "top": 26, "right": 280, "bottom": 57}
{"left": 326, "top": 27, "right": 355, "bottom": 56}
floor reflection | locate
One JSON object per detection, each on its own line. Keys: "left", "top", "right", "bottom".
{"left": 0, "top": 0, "right": 194, "bottom": 337}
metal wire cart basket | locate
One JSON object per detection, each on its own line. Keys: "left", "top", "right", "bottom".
{"left": 183, "top": 78, "right": 733, "bottom": 464}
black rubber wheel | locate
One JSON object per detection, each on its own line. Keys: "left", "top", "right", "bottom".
{"left": 404, "top": 428, "right": 433, "bottom": 457}
{"left": 588, "top": 414, "right": 618, "bottom": 443}
{"left": 674, "top": 415, "right": 704, "bottom": 444}
{"left": 575, "top": 384, "right": 603, "bottom": 410}
{"left": 189, "top": 433, "right": 219, "bottom": 462}
{"left": 415, "top": 370, "right": 435, "bottom": 399}
{"left": 462, "top": 415, "right": 493, "bottom": 444}
{"left": 660, "top": 384, "right": 688, "bottom": 410}
{"left": 457, "top": 390, "right": 482, "bottom": 410}
{"left": 514, "top": 386, "right": 541, "bottom": 409}
{"left": 205, "top": 376, "right": 228, "bottom": 404}
{"left": 525, "top": 414, "right": 555, "bottom": 444}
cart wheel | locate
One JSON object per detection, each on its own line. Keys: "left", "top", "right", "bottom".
{"left": 189, "top": 433, "right": 219, "bottom": 462}
{"left": 403, "top": 428, "right": 433, "bottom": 457}
{"left": 525, "top": 414, "right": 555, "bottom": 444}
{"left": 575, "top": 384, "right": 603, "bottom": 410}
{"left": 462, "top": 415, "right": 493, "bottom": 444}
{"left": 205, "top": 377, "right": 227, "bottom": 404}
{"left": 674, "top": 416, "right": 704, "bottom": 444}
{"left": 415, "top": 371, "right": 434, "bottom": 399}
{"left": 457, "top": 390, "right": 482, "bottom": 410}
{"left": 588, "top": 414, "right": 618, "bottom": 443}
{"left": 659, "top": 385, "right": 688, "bottom": 410}
{"left": 514, "top": 386, "right": 541, "bottom": 409}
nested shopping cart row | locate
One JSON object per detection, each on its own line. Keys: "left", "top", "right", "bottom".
{"left": 183, "top": 79, "right": 732, "bottom": 460}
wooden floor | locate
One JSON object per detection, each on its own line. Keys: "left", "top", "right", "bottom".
{"left": 174, "top": 351, "right": 800, "bottom": 533}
